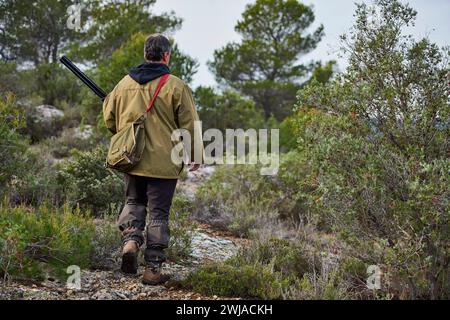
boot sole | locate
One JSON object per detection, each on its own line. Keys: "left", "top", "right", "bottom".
{"left": 121, "top": 252, "right": 138, "bottom": 274}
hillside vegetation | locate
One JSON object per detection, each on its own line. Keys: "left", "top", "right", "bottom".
{"left": 0, "top": 0, "right": 448, "bottom": 300}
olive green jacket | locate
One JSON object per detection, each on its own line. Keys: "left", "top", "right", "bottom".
{"left": 103, "top": 74, "right": 202, "bottom": 179}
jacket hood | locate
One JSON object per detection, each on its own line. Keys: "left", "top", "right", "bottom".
{"left": 129, "top": 62, "right": 170, "bottom": 85}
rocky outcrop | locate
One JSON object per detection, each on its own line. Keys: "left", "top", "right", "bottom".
{"left": 72, "top": 125, "right": 93, "bottom": 140}
{"left": 34, "top": 105, "right": 64, "bottom": 122}
{"left": 25, "top": 105, "right": 65, "bottom": 142}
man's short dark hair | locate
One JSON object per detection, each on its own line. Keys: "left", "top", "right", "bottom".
{"left": 144, "top": 34, "right": 171, "bottom": 62}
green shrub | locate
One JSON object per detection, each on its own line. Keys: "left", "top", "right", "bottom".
{"left": 167, "top": 195, "right": 196, "bottom": 261}
{"left": 290, "top": 0, "right": 450, "bottom": 294}
{"left": 0, "top": 62, "right": 22, "bottom": 96}
{"left": 90, "top": 216, "right": 122, "bottom": 270}
{"left": 195, "top": 86, "right": 265, "bottom": 132}
{"left": 228, "top": 239, "right": 313, "bottom": 278}
{"left": 182, "top": 263, "right": 286, "bottom": 299}
{"left": 181, "top": 238, "right": 351, "bottom": 300}
{"left": 0, "top": 93, "right": 29, "bottom": 197}
{"left": 57, "top": 146, "right": 124, "bottom": 216}
{"left": 279, "top": 115, "right": 299, "bottom": 152}
{"left": 281, "top": 107, "right": 449, "bottom": 299}
{"left": 0, "top": 202, "right": 96, "bottom": 281}
{"left": 292, "top": 269, "right": 350, "bottom": 300}
{"left": 19, "top": 63, "right": 83, "bottom": 107}
{"left": 195, "top": 164, "right": 279, "bottom": 237}
{"left": 9, "top": 150, "right": 62, "bottom": 206}
{"left": 41, "top": 126, "right": 96, "bottom": 159}
{"left": 7, "top": 125, "right": 100, "bottom": 206}
{"left": 194, "top": 151, "right": 322, "bottom": 236}
{"left": 0, "top": 93, "right": 74, "bottom": 205}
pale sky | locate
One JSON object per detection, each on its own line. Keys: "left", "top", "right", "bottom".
{"left": 152, "top": 0, "right": 450, "bottom": 88}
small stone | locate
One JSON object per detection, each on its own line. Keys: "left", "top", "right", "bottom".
{"left": 115, "top": 291, "right": 127, "bottom": 299}
{"left": 92, "top": 289, "right": 114, "bottom": 300}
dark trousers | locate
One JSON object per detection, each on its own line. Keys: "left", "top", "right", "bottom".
{"left": 117, "top": 173, "right": 177, "bottom": 266}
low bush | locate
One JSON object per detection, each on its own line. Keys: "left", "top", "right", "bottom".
{"left": 194, "top": 151, "right": 321, "bottom": 237}
{"left": 0, "top": 93, "right": 29, "bottom": 197}
{"left": 21, "top": 63, "right": 83, "bottom": 107}
{"left": 167, "top": 195, "right": 196, "bottom": 262}
{"left": 0, "top": 202, "right": 96, "bottom": 281}
{"left": 181, "top": 239, "right": 291, "bottom": 299}
{"left": 0, "top": 62, "right": 22, "bottom": 96}
{"left": 181, "top": 238, "right": 359, "bottom": 299}
{"left": 90, "top": 216, "right": 122, "bottom": 270}
{"left": 57, "top": 146, "right": 124, "bottom": 216}
{"left": 41, "top": 126, "right": 96, "bottom": 159}
{"left": 8, "top": 151, "right": 63, "bottom": 206}
{"left": 183, "top": 263, "right": 286, "bottom": 299}
{"left": 194, "top": 164, "right": 279, "bottom": 237}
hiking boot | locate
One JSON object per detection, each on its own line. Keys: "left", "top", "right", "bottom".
{"left": 121, "top": 240, "right": 139, "bottom": 274}
{"left": 142, "top": 265, "right": 170, "bottom": 285}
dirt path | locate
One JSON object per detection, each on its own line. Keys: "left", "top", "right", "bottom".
{"left": 0, "top": 167, "right": 246, "bottom": 300}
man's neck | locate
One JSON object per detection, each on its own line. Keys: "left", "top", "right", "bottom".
{"left": 147, "top": 60, "right": 167, "bottom": 66}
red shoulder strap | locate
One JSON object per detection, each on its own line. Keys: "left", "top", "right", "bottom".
{"left": 146, "top": 74, "right": 170, "bottom": 113}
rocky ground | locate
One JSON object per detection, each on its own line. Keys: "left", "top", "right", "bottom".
{"left": 0, "top": 225, "right": 242, "bottom": 300}
{"left": 0, "top": 167, "right": 247, "bottom": 300}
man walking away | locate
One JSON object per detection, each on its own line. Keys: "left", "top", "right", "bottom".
{"left": 103, "top": 34, "right": 202, "bottom": 285}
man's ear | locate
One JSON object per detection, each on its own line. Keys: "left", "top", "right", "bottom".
{"left": 163, "top": 52, "right": 171, "bottom": 64}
